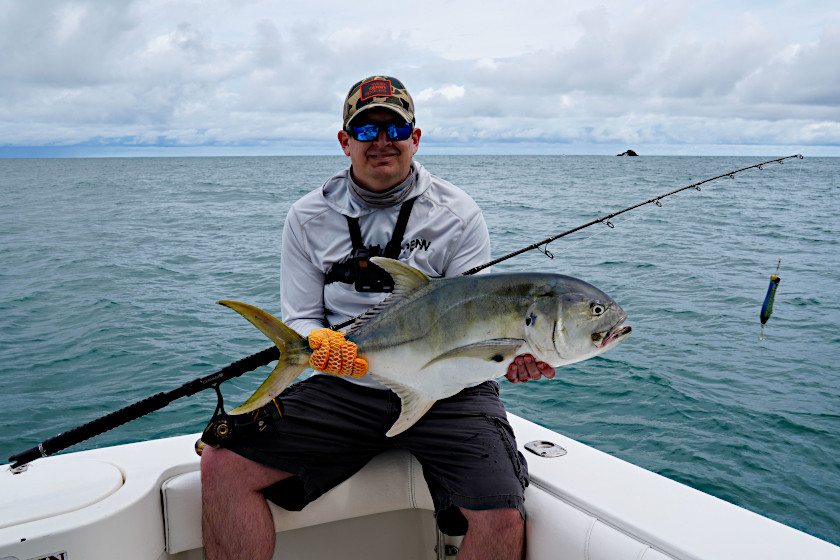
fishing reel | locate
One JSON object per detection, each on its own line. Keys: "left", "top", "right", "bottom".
{"left": 197, "top": 384, "right": 283, "bottom": 454}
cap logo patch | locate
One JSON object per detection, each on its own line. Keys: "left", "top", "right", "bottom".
{"left": 360, "top": 79, "right": 392, "bottom": 101}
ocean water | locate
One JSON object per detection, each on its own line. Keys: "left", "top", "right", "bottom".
{"left": 1, "top": 155, "right": 838, "bottom": 545}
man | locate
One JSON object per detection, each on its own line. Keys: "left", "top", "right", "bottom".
{"left": 201, "top": 75, "right": 555, "bottom": 560}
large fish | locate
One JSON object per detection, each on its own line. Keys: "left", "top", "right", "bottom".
{"left": 221, "top": 257, "right": 631, "bottom": 436}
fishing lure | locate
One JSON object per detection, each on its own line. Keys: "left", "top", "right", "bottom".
{"left": 760, "top": 259, "right": 781, "bottom": 340}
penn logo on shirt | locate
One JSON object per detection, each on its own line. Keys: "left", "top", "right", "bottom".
{"left": 405, "top": 238, "right": 431, "bottom": 252}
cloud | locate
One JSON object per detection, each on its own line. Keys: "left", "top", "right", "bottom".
{"left": 737, "top": 24, "right": 840, "bottom": 108}
{"left": 416, "top": 85, "right": 466, "bottom": 103}
{"left": 0, "top": 0, "right": 837, "bottom": 155}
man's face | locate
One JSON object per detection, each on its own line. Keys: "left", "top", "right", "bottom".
{"left": 338, "top": 109, "right": 421, "bottom": 193}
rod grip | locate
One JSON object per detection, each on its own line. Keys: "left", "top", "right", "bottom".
{"left": 9, "top": 390, "right": 175, "bottom": 468}
{"left": 8, "top": 345, "right": 280, "bottom": 468}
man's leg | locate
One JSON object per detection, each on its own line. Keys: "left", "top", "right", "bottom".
{"left": 458, "top": 508, "right": 525, "bottom": 560}
{"left": 397, "top": 381, "right": 528, "bottom": 558}
{"left": 201, "top": 446, "right": 293, "bottom": 560}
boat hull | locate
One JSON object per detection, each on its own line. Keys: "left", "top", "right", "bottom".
{"left": 2, "top": 414, "right": 838, "bottom": 560}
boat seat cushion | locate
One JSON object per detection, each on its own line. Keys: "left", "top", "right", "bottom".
{"left": 161, "top": 447, "right": 434, "bottom": 554}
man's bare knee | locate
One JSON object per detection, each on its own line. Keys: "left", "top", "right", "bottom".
{"left": 458, "top": 508, "right": 524, "bottom": 560}
{"left": 461, "top": 507, "right": 524, "bottom": 534}
{"left": 201, "top": 446, "right": 292, "bottom": 493}
{"left": 201, "top": 447, "right": 239, "bottom": 488}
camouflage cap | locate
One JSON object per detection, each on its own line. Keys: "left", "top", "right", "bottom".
{"left": 343, "top": 76, "right": 415, "bottom": 128}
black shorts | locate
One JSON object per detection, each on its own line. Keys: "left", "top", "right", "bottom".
{"left": 221, "top": 375, "right": 529, "bottom": 535}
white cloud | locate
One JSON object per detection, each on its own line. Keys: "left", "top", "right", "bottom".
{"left": 0, "top": 0, "right": 837, "bottom": 155}
{"left": 416, "top": 85, "right": 466, "bottom": 103}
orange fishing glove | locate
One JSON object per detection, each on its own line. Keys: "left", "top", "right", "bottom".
{"left": 308, "top": 328, "right": 368, "bottom": 379}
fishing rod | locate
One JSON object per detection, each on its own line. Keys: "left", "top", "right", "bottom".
{"left": 7, "top": 154, "right": 802, "bottom": 469}
{"left": 461, "top": 154, "right": 803, "bottom": 276}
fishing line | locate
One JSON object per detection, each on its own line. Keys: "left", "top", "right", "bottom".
{"left": 755, "top": 153, "right": 804, "bottom": 341}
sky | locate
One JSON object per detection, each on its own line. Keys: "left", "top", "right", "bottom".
{"left": 0, "top": 0, "right": 838, "bottom": 157}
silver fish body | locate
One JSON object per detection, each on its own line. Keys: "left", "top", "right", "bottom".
{"left": 221, "top": 258, "right": 630, "bottom": 436}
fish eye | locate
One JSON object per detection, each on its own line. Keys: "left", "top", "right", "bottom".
{"left": 590, "top": 302, "right": 606, "bottom": 316}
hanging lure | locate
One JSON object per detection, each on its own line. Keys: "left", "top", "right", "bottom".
{"left": 759, "top": 259, "right": 781, "bottom": 340}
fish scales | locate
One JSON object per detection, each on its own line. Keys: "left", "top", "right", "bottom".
{"left": 347, "top": 274, "right": 540, "bottom": 353}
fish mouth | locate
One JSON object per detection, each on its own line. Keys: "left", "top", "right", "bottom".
{"left": 594, "top": 322, "right": 632, "bottom": 349}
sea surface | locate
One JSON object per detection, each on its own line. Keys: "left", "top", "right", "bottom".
{"left": 1, "top": 154, "right": 838, "bottom": 545}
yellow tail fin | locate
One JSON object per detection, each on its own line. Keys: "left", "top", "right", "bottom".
{"left": 218, "top": 301, "right": 311, "bottom": 414}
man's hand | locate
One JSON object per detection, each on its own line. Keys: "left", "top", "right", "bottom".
{"left": 308, "top": 329, "right": 368, "bottom": 378}
{"left": 505, "top": 354, "right": 555, "bottom": 384}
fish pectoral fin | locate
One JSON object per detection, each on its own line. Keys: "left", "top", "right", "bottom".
{"left": 218, "top": 300, "right": 311, "bottom": 415}
{"left": 420, "top": 338, "right": 526, "bottom": 370}
{"left": 377, "top": 379, "right": 436, "bottom": 437}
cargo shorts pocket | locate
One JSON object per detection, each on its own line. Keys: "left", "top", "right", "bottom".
{"left": 489, "top": 415, "right": 530, "bottom": 489}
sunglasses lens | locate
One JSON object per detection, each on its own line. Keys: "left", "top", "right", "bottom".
{"left": 349, "top": 122, "right": 412, "bottom": 141}
{"left": 351, "top": 123, "right": 380, "bottom": 141}
{"left": 387, "top": 123, "right": 413, "bottom": 141}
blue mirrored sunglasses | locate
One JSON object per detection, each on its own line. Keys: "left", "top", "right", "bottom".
{"left": 346, "top": 121, "right": 413, "bottom": 142}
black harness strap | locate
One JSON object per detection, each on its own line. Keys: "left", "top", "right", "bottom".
{"left": 345, "top": 214, "right": 365, "bottom": 251}
{"left": 384, "top": 197, "right": 416, "bottom": 258}
{"left": 325, "top": 197, "right": 417, "bottom": 290}
{"left": 344, "top": 196, "right": 416, "bottom": 255}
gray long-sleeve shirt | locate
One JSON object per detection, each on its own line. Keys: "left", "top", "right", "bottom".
{"left": 280, "top": 162, "right": 491, "bottom": 389}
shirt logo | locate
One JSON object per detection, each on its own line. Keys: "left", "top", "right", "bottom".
{"left": 405, "top": 238, "right": 431, "bottom": 252}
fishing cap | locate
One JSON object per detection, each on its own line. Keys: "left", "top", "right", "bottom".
{"left": 343, "top": 76, "right": 415, "bottom": 128}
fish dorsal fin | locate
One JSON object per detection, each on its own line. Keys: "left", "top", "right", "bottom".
{"left": 373, "top": 376, "right": 436, "bottom": 437}
{"left": 345, "top": 258, "right": 432, "bottom": 337}
{"left": 420, "top": 339, "right": 525, "bottom": 370}
{"left": 369, "top": 257, "right": 430, "bottom": 295}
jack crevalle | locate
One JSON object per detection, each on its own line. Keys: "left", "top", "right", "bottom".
{"left": 221, "top": 257, "right": 631, "bottom": 436}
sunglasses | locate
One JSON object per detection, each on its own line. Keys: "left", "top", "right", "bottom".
{"left": 345, "top": 120, "right": 413, "bottom": 142}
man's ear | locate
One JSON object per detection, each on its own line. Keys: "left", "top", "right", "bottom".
{"left": 409, "top": 127, "right": 421, "bottom": 155}
{"left": 338, "top": 130, "right": 351, "bottom": 156}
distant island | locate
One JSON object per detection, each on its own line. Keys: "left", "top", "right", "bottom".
{"left": 617, "top": 150, "right": 638, "bottom": 156}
